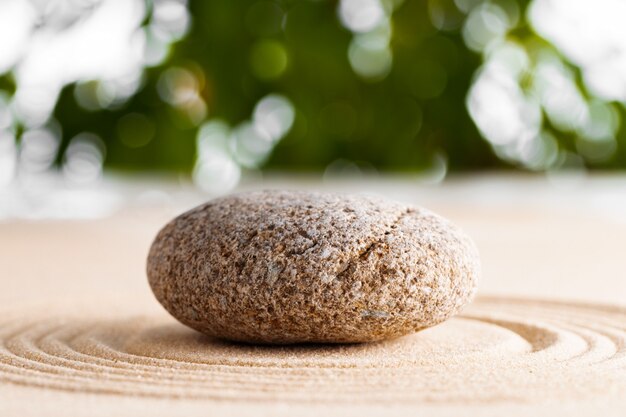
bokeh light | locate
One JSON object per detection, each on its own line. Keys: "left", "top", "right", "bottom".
{"left": 253, "top": 94, "right": 295, "bottom": 142}
{"left": 19, "top": 128, "right": 60, "bottom": 175}
{"left": 348, "top": 28, "right": 393, "bottom": 80}
{"left": 340, "top": 0, "right": 401, "bottom": 82}
{"left": 0, "top": 131, "right": 17, "bottom": 187}
{"left": 193, "top": 121, "right": 240, "bottom": 194}
{"left": 157, "top": 66, "right": 207, "bottom": 125}
{"left": 192, "top": 94, "right": 294, "bottom": 193}
{"left": 339, "top": 0, "right": 386, "bottom": 33}
{"left": 249, "top": 40, "right": 289, "bottom": 80}
{"left": 62, "top": 133, "right": 105, "bottom": 185}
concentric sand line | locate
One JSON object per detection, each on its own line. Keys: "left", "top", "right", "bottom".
{"left": 1, "top": 296, "right": 626, "bottom": 403}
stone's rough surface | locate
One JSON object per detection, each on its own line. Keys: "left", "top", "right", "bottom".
{"left": 147, "top": 191, "right": 480, "bottom": 344}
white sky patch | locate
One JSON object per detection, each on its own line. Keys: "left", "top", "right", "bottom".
{"left": 1, "top": 0, "right": 190, "bottom": 128}
{"left": 467, "top": 1, "right": 626, "bottom": 168}
{"left": 529, "top": 0, "right": 626, "bottom": 102}
{"left": 0, "top": 0, "right": 36, "bottom": 74}
{"left": 12, "top": 0, "right": 146, "bottom": 126}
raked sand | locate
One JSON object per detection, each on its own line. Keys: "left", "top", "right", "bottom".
{"left": 2, "top": 177, "right": 626, "bottom": 416}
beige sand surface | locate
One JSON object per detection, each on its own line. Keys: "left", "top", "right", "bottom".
{"left": 2, "top": 176, "right": 626, "bottom": 416}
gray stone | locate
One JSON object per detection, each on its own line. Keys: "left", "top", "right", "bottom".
{"left": 147, "top": 190, "right": 480, "bottom": 344}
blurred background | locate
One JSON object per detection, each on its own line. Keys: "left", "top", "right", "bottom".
{"left": 1, "top": 0, "right": 626, "bottom": 219}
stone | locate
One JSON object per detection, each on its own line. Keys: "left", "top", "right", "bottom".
{"left": 147, "top": 190, "right": 480, "bottom": 344}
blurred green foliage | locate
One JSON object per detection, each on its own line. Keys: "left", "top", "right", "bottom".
{"left": 47, "top": 0, "right": 497, "bottom": 173}
{"left": 7, "top": 0, "right": 624, "bottom": 174}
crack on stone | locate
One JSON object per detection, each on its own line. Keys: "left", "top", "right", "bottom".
{"left": 288, "top": 241, "right": 318, "bottom": 256}
{"left": 336, "top": 208, "right": 411, "bottom": 281}
{"left": 297, "top": 229, "right": 314, "bottom": 241}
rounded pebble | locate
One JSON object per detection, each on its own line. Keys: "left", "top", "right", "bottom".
{"left": 147, "top": 190, "right": 480, "bottom": 344}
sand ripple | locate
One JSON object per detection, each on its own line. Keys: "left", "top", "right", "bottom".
{"left": 1, "top": 296, "right": 626, "bottom": 403}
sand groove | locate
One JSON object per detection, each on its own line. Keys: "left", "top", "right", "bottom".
{"left": 1, "top": 296, "right": 626, "bottom": 403}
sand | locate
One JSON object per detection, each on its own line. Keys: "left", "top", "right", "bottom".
{"left": 2, "top": 176, "right": 626, "bottom": 416}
